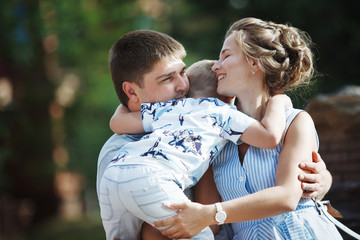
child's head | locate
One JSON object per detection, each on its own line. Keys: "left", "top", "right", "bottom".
{"left": 186, "top": 60, "right": 233, "bottom": 103}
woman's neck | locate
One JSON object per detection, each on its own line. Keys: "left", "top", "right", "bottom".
{"left": 236, "top": 87, "right": 270, "bottom": 121}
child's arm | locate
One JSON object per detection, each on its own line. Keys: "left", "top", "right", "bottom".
{"left": 109, "top": 104, "right": 144, "bottom": 135}
{"left": 240, "top": 94, "right": 292, "bottom": 149}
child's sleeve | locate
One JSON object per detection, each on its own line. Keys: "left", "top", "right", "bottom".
{"left": 141, "top": 103, "right": 158, "bottom": 133}
{"left": 221, "top": 106, "right": 256, "bottom": 144}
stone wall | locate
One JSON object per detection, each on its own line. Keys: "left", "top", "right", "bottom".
{"left": 307, "top": 85, "right": 360, "bottom": 186}
{"left": 306, "top": 85, "right": 360, "bottom": 238}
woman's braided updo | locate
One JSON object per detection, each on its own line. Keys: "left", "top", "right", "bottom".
{"left": 226, "top": 17, "right": 314, "bottom": 96}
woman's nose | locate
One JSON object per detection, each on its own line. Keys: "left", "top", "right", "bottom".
{"left": 212, "top": 61, "right": 220, "bottom": 72}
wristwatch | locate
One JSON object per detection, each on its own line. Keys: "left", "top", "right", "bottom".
{"left": 215, "top": 202, "right": 227, "bottom": 225}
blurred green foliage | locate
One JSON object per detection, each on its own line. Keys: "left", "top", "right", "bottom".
{"left": 0, "top": 0, "right": 359, "bottom": 234}
{"left": 3, "top": 218, "right": 105, "bottom": 240}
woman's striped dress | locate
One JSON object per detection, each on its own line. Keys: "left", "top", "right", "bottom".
{"left": 212, "top": 108, "right": 342, "bottom": 240}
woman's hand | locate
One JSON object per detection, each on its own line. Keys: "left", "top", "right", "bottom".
{"left": 299, "top": 151, "right": 332, "bottom": 199}
{"left": 153, "top": 201, "right": 215, "bottom": 239}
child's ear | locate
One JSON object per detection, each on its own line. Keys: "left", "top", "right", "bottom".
{"left": 122, "top": 82, "right": 139, "bottom": 103}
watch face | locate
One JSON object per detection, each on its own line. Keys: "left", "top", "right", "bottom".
{"left": 216, "top": 211, "right": 226, "bottom": 222}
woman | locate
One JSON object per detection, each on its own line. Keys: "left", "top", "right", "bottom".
{"left": 153, "top": 17, "right": 341, "bottom": 239}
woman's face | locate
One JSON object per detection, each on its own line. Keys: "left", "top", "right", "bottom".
{"left": 212, "top": 33, "right": 253, "bottom": 97}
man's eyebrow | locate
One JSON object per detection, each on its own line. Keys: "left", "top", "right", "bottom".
{"left": 156, "top": 66, "right": 187, "bottom": 80}
{"left": 156, "top": 71, "right": 175, "bottom": 80}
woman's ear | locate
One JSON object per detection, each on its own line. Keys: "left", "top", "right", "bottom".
{"left": 249, "top": 58, "right": 261, "bottom": 74}
{"left": 122, "top": 81, "right": 139, "bottom": 103}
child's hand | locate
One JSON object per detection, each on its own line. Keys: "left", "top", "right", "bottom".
{"left": 110, "top": 104, "right": 144, "bottom": 134}
{"left": 270, "top": 94, "right": 293, "bottom": 108}
{"left": 117, "top": 104, "right": 130, "bottom": 113}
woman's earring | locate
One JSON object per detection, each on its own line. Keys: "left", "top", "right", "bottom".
{"left": 251, "top": 71, "right": 255, "bottom": 75}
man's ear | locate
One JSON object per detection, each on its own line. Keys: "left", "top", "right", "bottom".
{"left": 122, "top": 81, "right": 139, "bottom": 103}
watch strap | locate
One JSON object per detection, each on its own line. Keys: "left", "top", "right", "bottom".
{"left": 215, "top": 202, "right": 226, "bottom": 225}
{"left": 215, "top": 202, "right": 223, "bottom": 212}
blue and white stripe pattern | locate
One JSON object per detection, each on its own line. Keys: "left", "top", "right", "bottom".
{"left": 212, "top": 108, "right": 343, "bottom": 239}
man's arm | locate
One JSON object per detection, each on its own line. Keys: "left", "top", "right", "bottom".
{"left": 240, "top": 94, "right": 292, "bottom": 149}
{"left": 299, "top": 151, "right": 332, "bottom": 200}
{"left": 110, "top": 104, "right": 144, "bottom": 134}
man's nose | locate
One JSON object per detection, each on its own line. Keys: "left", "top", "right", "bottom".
{"left": 175, "top": 75, "right": 189, "bottom": 92}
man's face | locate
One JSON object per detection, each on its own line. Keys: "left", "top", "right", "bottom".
{"left": 134, "top": 58, "right": 189, "bottom": 108}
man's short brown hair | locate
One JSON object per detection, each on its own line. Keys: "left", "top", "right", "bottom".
{"left": 109, "top": 30, "right": 186, "bottom": 107}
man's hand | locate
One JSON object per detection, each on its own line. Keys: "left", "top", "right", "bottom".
{"left": 153, "top": 201, "right": 214, "bottom": 239}
{"left": 299, "top": 151, "right": 332, "bottom": 199}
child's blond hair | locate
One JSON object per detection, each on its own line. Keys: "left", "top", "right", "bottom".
{"left": 186, "top": 60, "right": 218, "bottom": 99}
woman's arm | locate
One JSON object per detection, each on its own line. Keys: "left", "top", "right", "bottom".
{"left": 154, "top": 111, "right": 317, "bottom": 239}
{"left": 240, "top": 94, "right": 292, "bottom": 149}
{"left": 109, "top": 104, "right": 144, "bottom": 134}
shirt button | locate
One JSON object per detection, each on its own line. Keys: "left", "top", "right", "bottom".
{"left": 238, "top": 176, "right": 244, "bottom": 181}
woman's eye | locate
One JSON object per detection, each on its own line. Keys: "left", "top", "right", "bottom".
{"left": 220, "top": 55, "right": 229, "bottom": 61}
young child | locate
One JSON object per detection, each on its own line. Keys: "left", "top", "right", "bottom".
{"left": 103, "top": 60, "right": 291, "bottom": 239}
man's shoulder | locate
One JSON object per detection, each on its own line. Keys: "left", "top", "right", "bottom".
{"left": 97, "top": 133, "right": 145, "bottom": 180}
{"left": 97, "top": 133, "right": 144, "bottom": 196}
{"left": 100, "top": 133, "right": 144, "bottom": 152}
{"left": 98, "top": 134, "right": 144, "bottom": 160}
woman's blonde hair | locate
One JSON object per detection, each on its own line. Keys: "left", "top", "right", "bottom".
{"left": 226, "top": 17, "right": 314, "bottom": 96}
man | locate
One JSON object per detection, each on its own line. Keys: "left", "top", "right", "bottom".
{"left": 97, "top": 30, "right": 332, "bottom": 240}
